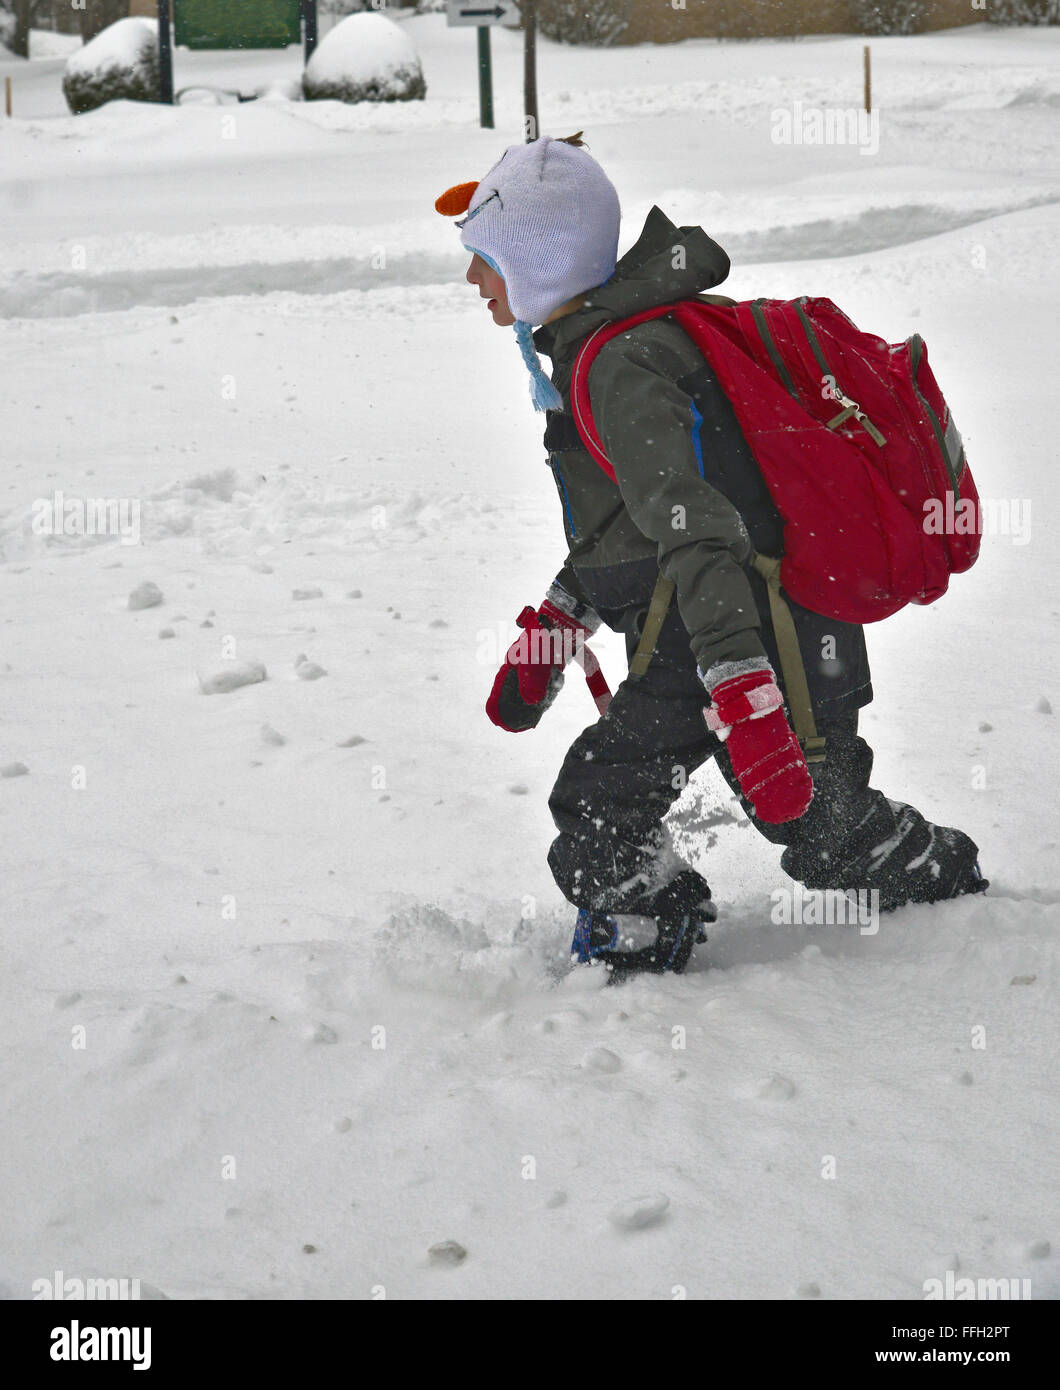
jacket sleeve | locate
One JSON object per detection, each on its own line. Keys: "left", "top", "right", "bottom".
{"left": 587, "top": 324, "right": 770, "bottom": 679}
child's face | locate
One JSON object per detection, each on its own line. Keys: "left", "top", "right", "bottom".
{"left": 466, "top": 253, "right": 515, "bottom": 327}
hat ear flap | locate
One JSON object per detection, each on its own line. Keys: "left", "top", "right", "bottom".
{"left": 435, "top": 182, "right": 479, "bottom": 216}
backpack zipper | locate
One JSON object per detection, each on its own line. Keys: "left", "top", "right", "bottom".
{"left": 908, "top": 334, "right": 962, "bottom": 499}
{"left": 793, "top": 298, "right": 887, "bottom": 447}
{"left": 750, "top": 299, "right": 801, "bottom": 402}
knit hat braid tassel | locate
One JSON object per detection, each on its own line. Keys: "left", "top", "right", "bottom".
{"left": 514, "top": 319, "right": 564, "bottom": 413}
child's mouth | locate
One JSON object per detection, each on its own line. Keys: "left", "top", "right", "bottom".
{"left": 487, "top": 298, "right": 497, "bottom": 310}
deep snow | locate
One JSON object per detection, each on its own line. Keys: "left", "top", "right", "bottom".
{"left": 0, "top": 19, "right": 1057, "bottom": 1301}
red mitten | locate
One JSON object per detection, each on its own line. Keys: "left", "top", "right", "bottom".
{"left": 704, "top": 670, "right": 813, "bottom": 824}
{"left": 486, "top": 600, "right": 594, "bottom": 733}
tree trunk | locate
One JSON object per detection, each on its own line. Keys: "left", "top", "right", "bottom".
{"left": 11, "top": 0, "right": 34, "bottom": 59}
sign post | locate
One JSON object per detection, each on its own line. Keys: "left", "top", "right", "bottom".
{"left": 477, "top": 25, "right": 494, "bottom": 129}
{"left": 522, "top": 0, "right": 537, "bottom": 140}
{"left": 302, "top": 0, "right": 318, "bottom": 63}
{"left": 157, "top": 0, "right": 174, "bottom": 105}
{"left": 446, "top": 1, "right": 521, "bottom": 132}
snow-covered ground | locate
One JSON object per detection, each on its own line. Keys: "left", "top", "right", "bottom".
{"left": 0, "top": 20, "right": 1057, "bottom": 1301}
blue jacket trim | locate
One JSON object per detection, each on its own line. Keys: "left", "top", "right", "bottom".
{"left": 689, "top": 399, "right": 706, "bottom": 480}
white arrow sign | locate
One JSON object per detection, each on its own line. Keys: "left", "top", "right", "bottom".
{"left": 446, "top": 0, "right": 521, "bottom": 26}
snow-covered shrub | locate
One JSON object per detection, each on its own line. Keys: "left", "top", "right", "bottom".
{"left": 848, "top": 0, "right": 925, "bottom": 33}
{"left": 539, "top": 0, "right": 632, "bottom": 47}
{"left": 62, "top": 16, "right": 159, "bottom": 115}
{"left": 303, "top": 11, "right": 425, "bottom": 103}
{"left": 986, "top": 0, "right": 1060, "bottom": 21}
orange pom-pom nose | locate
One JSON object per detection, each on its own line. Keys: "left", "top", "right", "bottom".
{"left": 435, "top": 181, "right": 479, "bottom": 216}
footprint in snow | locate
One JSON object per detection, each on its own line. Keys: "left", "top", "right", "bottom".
{"left": 582, "top": 1046, "right": 621, "bottom": 1073}
{"left": 198, "top": 661, "right": 266, "bottom": 695}
{"left": 307, "top": 1023, "right": 338, "bottom": 1044}
{"left": 295, "top": 655, "right": 327, "bottom": 680}
{"left": 428, "top": 1241, "right": 467, "bottom": 1267}
{"left": 128, "top": 581, "right": 163, "bottom": 610}
{"left": 608, "top": 1194, "right": 669, "bottom": 1231}
{"left": 757, "top": 1073, "right": 797, "bottom": 1101}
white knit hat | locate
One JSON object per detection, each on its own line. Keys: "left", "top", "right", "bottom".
{"left": 458, "top": 136, "right": 621, "bottom": 327}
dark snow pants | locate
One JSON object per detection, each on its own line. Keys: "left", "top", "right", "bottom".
{"left": 547, "top": 603, "right": 982, "bottom": 917}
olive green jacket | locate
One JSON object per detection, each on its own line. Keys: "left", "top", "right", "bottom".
{"left": 532, "top": 205, "right": 771, "bottom": 679}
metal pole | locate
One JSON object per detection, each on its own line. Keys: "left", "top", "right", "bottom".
{"left": 303, "top": 0, "right": 318, "bottom": 63}
{"left": 523, "top": 0, "right": 538, "bottom": 141}
{"left": 157, "top": 0, "right": 174, "bottom": 105}
{"left": 477, "top": 25, "right": 493, "bottom": 129}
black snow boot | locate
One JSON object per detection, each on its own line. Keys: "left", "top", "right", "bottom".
{"left": 576, "top": 870, "right": 716, "bottom": 984}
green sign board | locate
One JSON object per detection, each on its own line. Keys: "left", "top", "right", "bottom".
{"left": 173, "top": 0, "right": 302, "bottom": 50}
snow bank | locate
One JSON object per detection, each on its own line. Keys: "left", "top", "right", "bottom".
{"left": 63, "top": 17, "right": 159, "bottom": 116}
{"left": 303, "top": 12, "right": 426, "bottom": 104}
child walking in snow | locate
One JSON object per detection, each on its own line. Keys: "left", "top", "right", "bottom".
{"left": 437, "top": 133, "right": 987, "bottom": 981}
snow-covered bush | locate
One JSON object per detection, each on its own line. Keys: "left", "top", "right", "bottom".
{"left": 986, "top": 0, "right": 1060, "bottom": 21}
{"left": 848, "top": 0, "right": 925, "bottom": 34}
{"left": 62, "top": 16, "right": 159, "bottom": 115}
{"left": 539, "top": 0, "right": 632, "bottom": 47}
{"left": 303, "top": 11, "right": 425, "bottom": 103}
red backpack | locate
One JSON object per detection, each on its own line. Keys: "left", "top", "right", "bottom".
{"left": 570, "top": 296, "right": 982, "bottom": 625}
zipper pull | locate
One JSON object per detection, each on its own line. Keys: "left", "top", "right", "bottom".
{"left": 826, "top": 390, "right": 886, "bottom": 446}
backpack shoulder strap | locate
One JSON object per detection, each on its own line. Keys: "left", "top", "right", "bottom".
{"left": 570, "top": 297, "right": 744, "bottom": 478}
{"left": 569, "top": 302, "right": 686, "bottom": 480}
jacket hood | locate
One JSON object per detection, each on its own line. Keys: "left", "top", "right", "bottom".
{"left": 533, "top": 205, "right": 731, "bottom": 364}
